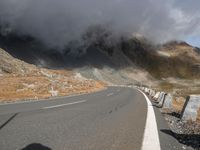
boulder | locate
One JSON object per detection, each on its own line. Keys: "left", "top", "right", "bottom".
{"left": 181, "top": 95, "right": 200, "bottom": 121}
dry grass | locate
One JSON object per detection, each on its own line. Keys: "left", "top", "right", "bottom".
{"left": 0, "top": 75, "right": 51, "bottom": 101}
{"left": 0, "top": 69, "right": 106, "bottom": 103}
{"left": 122, "top": 38, "right": 200, "bottom": 79}
{"left": 155, "top": 82, "right": 176, "bottom": 92}
{"left": 0, "top": 47, "right": 106, "bottom": 103}
{"left": 155, "top": 79, "right": 200, "bottom": 97}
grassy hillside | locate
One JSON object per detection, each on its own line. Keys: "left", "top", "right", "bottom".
{"left": 120, "top": 38, "right": 200, "bottom": 79}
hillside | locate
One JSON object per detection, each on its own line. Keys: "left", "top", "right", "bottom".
{"left": 0, "top": 31, "right": 155, "bottom": 86}
{"left": 120, "top": 39, "right": 200, "bottom": 79}
{"left": 0, "top": 47, "right": 105, "bottom": 103}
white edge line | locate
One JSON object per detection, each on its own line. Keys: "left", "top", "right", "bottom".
{"left": 43, "top": 100, "right": 87, "bottom": 109}
{"left": 137, "top": 89, "right": 161, "bottom": 150}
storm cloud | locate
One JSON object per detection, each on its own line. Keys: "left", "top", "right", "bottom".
{"left": 0, "top": 0, "right": 199, "bottom": 49}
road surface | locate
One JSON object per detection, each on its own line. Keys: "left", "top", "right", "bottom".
{"left": 0, "top": 87, "right": 182, "bottom": 150}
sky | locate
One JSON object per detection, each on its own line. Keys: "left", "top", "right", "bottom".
{"left": 185, "top": 36, "right": 200, "bottom": 47}
{"left": 0, "top": 0, "right": 199, "bottom": 49}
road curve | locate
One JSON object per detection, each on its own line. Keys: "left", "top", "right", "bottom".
{"left": 0, "top": 87, "right": 148, "bottom": 150}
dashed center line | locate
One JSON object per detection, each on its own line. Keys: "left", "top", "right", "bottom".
{"left": 107, "top": 93, "right": 114, "bottom": 97}
{"left": 42, "top": 100, "right": 87, "bottom": 109}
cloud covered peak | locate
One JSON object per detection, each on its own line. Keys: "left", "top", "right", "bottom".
{"left": 0, "top": 0, "right": 199, "bottom": 49}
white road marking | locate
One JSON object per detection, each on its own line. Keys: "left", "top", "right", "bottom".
{"left": 107, "top": 93, "right": 114, "bottom": 97}
{"left": 0, "top": 88, "right": 108, "bottom": 106}
{"left": 42, "top": 100, "right": 87, "bottom": 109}
{"left": 138, "top": 89, "right": 161, "bottom": 150}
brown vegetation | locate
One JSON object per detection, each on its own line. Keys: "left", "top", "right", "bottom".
{"left": 0, "top": 70, "right": 105, "bottom": 103}
{"left": 0, "top": 48, "right": 105, "bottom": 103}
{"left": 121, "top": 39, "right": 200, "bottom": 79}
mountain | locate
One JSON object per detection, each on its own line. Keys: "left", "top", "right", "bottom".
{"left": 1, "top": 29, "right": 200, "bottom": 97}
{"left": 0, "top": 31, "right": 155, "bottom": 86}
{"left": 120, "top": 39, "right": 200, "bottom": 79}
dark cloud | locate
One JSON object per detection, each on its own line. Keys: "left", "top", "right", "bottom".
{"left": 0, "top": 0, "right": 199, "bottom": 49}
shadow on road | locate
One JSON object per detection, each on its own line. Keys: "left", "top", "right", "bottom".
{"left": 0, "top": 113, "right": 18, "bottom": 130}
{"left": 161, "top": 129, "right": 200, "bottom": 149}
{"left": 21, "top": 143, "right": 51, "bottom": 150}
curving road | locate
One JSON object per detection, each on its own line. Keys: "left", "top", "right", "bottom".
{"left": 0, "top": 87, "right": 182, "bottom": 150}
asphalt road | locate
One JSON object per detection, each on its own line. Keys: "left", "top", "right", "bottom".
{"left": 0, "top": 87, "right": 183, "bottom": 150}
{"left": 0, "top": 87, "right": 147, "bottom": 150}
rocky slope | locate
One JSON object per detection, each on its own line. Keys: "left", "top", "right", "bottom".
{"left": 121, "top": 39, "right": 200, "bottom": 79}
{"left": 0, "top": 47, "right": 105, "bottom": 103}
{"left": 0, "top": 31, "right": 155, "bottom": 87}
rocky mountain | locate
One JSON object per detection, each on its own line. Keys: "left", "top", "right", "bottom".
{"left": 1, "top": 28, "right": 200, "bottom": 98}
{"left": 0, "top": 31, "right": 155, "bottom": 86}
{"left": 120, "top": 38, "right": 200, "bottom": 79}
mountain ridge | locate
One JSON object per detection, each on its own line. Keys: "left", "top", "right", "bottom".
{"left": 1, "top": 30, "right": 200, "bottom": 93}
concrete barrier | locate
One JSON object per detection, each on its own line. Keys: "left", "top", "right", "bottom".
{"left": 154, "top": 92, "right": 165, "bottom": 103}
{"left": 153, "top": 92, "right": 160, "bottom": 100}
{"left": 162, "top": 94, "right": 173, "bottom": 109}
{"left": 141, "top": 87, "right": 145, "bottom": 91}
{"left": 144, "top": 88, "right": 149, "bottom": 94}
{"left": 147, "top": 89, "right": 150, "bottom": 95}
{"left": 149, "top": 90, "right": 156, "bottom": 97}
{"left": 152, "top": 90, "right": 156, "bottom": 97}
{"left": 158, "top": 92, "right": 167, "bottom": 105}
{"left": 181, "top": 95, "right": 200, "bottom": 121}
